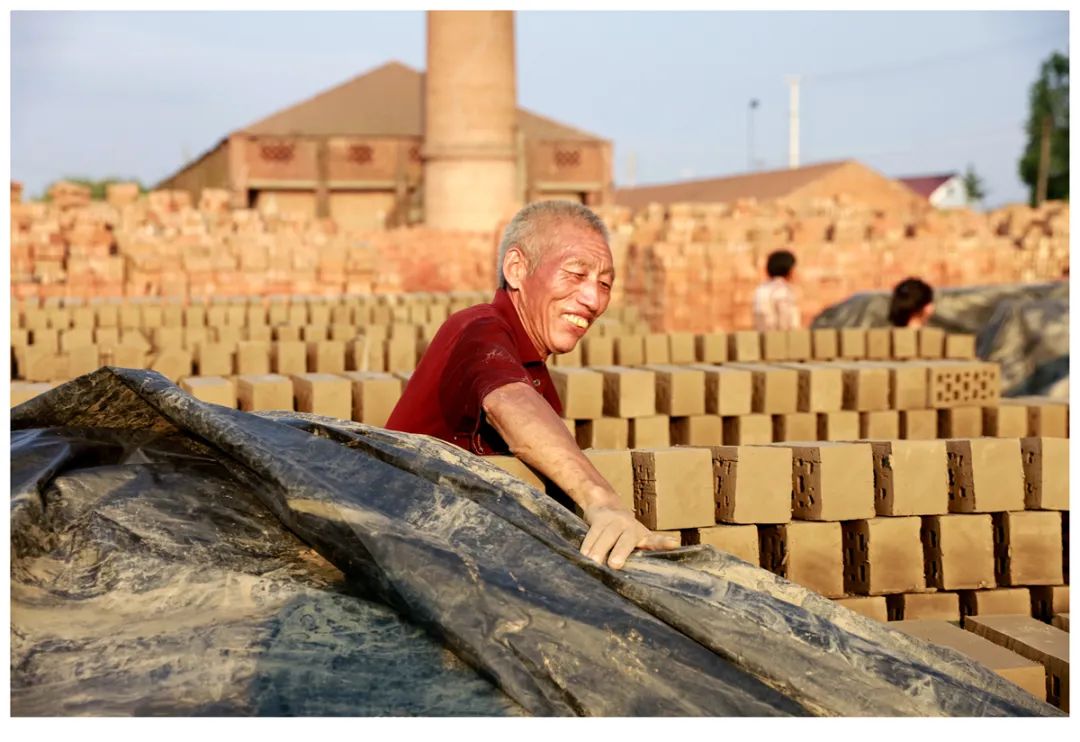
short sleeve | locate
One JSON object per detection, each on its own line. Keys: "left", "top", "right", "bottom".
{"left": 438, "top": 316, "right": 531, "bottom": 435}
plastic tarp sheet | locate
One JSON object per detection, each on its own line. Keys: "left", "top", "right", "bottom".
{"left": 10, "top": 368, "right": 1063, "bottom": 716}
{"left": 811, "top": 281, "right": 1068, "bottom": 397}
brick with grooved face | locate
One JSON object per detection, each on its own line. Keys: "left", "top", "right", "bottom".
{"left": 843, "top": 517, "right": 925, "bottom": 595}
{"left": 710, "top": 445, "right": 792, "bottom": 524}
{"left": 760, "top": 521, "right": 844, "bottom": 597}
{"left": 786, "top": 442, "right": 875, "bottom": 521}
{"left": 1021, "top": 437, "right": 1068, "bottom": 510}
{"left": 945, "top": 438, "right": 1024, "bottom": 513}
{"left": 993, "top": 511, "right": 1063, "bottom": 587}
{"left": 921, "top": 514, "right": 995, "bottom": 590}
{"left": 630, "top": 447, "right": 714, "bottom": 530}
{"left": 1030, "top": 585, "right": 1069, "bottom": 623}
{"left": 870, "top": 440, "right": 949, "bottom": 516}
{"left": 594, "top": 365, "right": 655, "bottom": 418}
{"left": 964, "top": 614, "right": 1069, "bottom": 710}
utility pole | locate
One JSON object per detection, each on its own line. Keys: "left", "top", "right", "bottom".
{"left": 1035, "top": 113, "right": 1051, "bottom": 206}
{"left": 787, "top": 75, "right": 801, "bottom": 169}
{"left": 747, "top": 99, "right": 759, "bottom": 171}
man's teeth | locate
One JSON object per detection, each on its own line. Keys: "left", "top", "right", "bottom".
{"left": 563, "top": 314, "right": 588, "bottom": 329}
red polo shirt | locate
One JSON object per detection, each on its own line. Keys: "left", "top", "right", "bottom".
{"left": 385, "top": 289, "right": 564, "bottom": 455}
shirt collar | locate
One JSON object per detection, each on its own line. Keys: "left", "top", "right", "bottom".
{"left": 492, "top": 288, "right": 544, "bottom": 364}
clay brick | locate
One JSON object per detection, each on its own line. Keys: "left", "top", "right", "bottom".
{"left": 887, "top": 593, "right": 959, "bottom": 621}
{"left": 329, "top": 324, "right": 357, "bottom": 342}
{"left": 247, "top": 326, "right": 273, "bottom": 343}
{"left": 631, "top": 447, "right": 715, "bottom": 530}
{"left": 993, "top": 511, "right": 1063, "bottom": 587}
{"left": 307, "top": 341, "right": 346, "bottom": 374}
{"left": 291, "top": 372, "right": 352, "bottom": 420}
{"left": 141, "top": 305, "right": 164, "bottom": 329}
{"left": 945, "top": 333, "right": 976, "bottom": 359}
{"left": 891, "top": 620, "right": 1045, "bottom": 699}
{"left": 385, "top": 335, "right": 417, "bottom": 373}
{"left": 206, "top": 305, "right": 228, "bottom": 328}
{"left": 246, "top": 305, "right": 268, "bottom": 327}
{"left": 874, "top": 361, "right": 928, "bottom": 410}
{"left": 711, "top": 445, "right": 792, "bottom": 524}
{"left": 815, "top": 410, "right": 860, "bottom": 441}
{"left": 787, "top": 442, "right": 875, "bottom": 521}
{"left": 197, "top": 342, "right": 233, "bottom": 377}
{"left": 728, "top": 363, "right": 798, "bottom": 414}
{"left": 772, "top": 412, "right": 817, "bottom": 442}
{"left": 32, "top": 328, "right": 59, "bottom": 353}
{"left": 581, "top": 335, "right": 614, "bottom": 366}
{"left": 271, "top": 341, "right": 307, "bottom": 376}
{"left": 67, "top": 345, "right": 101, "bottom": 378}
{"left": 643, "top": 333, "right": 670, "bottom": 364}
{"left": 983, "top": 404, "right": 1028, "bottom": 437}
{"left": 234, "top": 340, "right": 270, "bottom": 375}
{"left": 110, "top": 345, "right": 147, "bottom": 369}
{"left": 10, "top": 382, "right": 54, "bottom": 407}
{"left": 692, "top": 365, "right": 752, "bottom": 416}
{"left": 93, "top": 327, "right": 119, "bottom": 350}
{"left": 486, "top": 456, "right": 544, "bottom": 490}
{"left": 550, "top": 342, "right": 582, "bottom": 367}
{"left": 183, "top": 306, "right": 206, "bottom": 328}
{"left": 179, "top": 376, "right": 236, "bottom": 408}
{"left": 728, "top": 331, "right": 761, "bottom": 362}
{"left": 860, "top": 411, "right": 899, "bottom": 440}
{"left": 833, "top": 596, "right": 888, "bottom": 622}
{"left": 1021, "top": 437, "right": 1068, "bottom": 510}
{"left": 778, "top": 362, "right": 843, "bottom": 412}
{"left": 576, "top": 417, "right": 629, "bottom": 449}
{"left": 722, "top": 414, "right": 772, "bottom": 445}
{"left": 1051, "top": 614, "right": 1068, "bottom": 631}
{"left": 550, "top": 368, "right": 604, "bottom": 420}
{"left": 1030, "top": 585, "right": 1069, "bottom": 623}
{"left": 688, "top": 524, "right": 759, "bottom": 565}
{"left": 225, "top": 305, "right": 246, "bottom": 328}
{"left": 301, "top": 325, "right": 329, "bottom": 342}
{"left": 843, "top": 517, "right": 925, "bottom": 595}
{"left": 918, "top": 327, "right": 946, "bottom": 359}
{"left": 20, "top": 350, "right": 67, "bottom": 382}
{"left": 670, "top": 415, "right": 723, "bottom": 446}
{"left": 786, "top": 329, "right": 812, "bottom": 361}
{"left": 645, "top": 364, "right": 705, "bottom": 417}
{"left": 922, "top": 514, "right": 995, "bottom": 590}
{"left": 694, "top": 333, "right": 727, "bottom": 364}
{"left": 838, "top": 328, "right": 866, "bottom": 359}
{"left": 214, "top": 326, "right": 243, "bottom": 348}
{"left": 870, "top": 440, "right": 949, "bottom": 516}
{"left": 890, "top": 328, "right": 918, "bottom": 359}
{"left": 628, "top": 415, "right": 670, "bottom": 448}
{"left": 59, "top": 328, "right": 93, "bottom": 353}
{"left": 613, "top": 335, "right": 644, "bottom": 366}
{"left": 237, "top": 374, "right": 294, "bottom": 412}
{"left": 95, "top": 304, "right": 119, "bottom": 328}
{"left": 946, "top": 438, "right": 1025, "bottom": 513}
{"left": 836, "top": 362, "right": 890, "bottom": 411}
{"left": 582, "top": 449, "right": 634, "bottom": 512}
{"left": 760, "top": 521, "right": 844, "bottom": 598}
{"left": 761, "top": 330, "right": 788, "bottom": 361}
{"left": 1009, "top": 397, "right": 1069, "bottom": 438}
{"left": 938, "top": 406, "right": 983, "bottom": 438}
{"left": 927, "top": 360, "right": 1001, "bottom": 408}
{"left": 347, "top": 334, "right": 386, "bottom": 372}
{"left": 865, "top": 328, "right": 891, "bottom": 360}
{"left": 668, "top": 332, "right": 696, "bottom": 364}
{"left": 274, "top": 325, "right": 302, "bottom": 343}
{"left": 959, "top": 588, "right": 1033, "bottom": 619}
{"left": 594, "top": 365, "right": 655, "bottom": 418}
{"left": 341, "top": 371, "right": 403, "bottom": 427}
{"left": 964, "top": 614, "right": 1069, "bottom": 710}
{"left": 899, "top": 409, "right": 937, "bottom": 440}
{"left": 286, "top": 303, "right": 308, "bottom": 326}
{"left": 811, "top": 329, "right": 838, "bottom": 360}
{"left": 145, "top": 347, "right": 190, "bottom": 382}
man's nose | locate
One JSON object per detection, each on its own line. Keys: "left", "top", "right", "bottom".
{"left": 577, "top": 280, "right": 602, "bottom": 313}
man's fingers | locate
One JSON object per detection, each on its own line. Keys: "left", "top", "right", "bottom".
{"left": 582, "top": 523, "right": 619, "bottom": 565}
{"left": 606, "top": 529, "right": 641, "bottom": 570}
{"left": 638, "top": 531, "right": 682, "bottom": 551}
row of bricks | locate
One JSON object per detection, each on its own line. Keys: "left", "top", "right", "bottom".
{"left": 832, "top": 585, "right": 1069, "bottom": 624}
{"left": 492, "top": 439, "right": 1067, "bottom": 528}
{"left": 872, "top": 616, "right": 1068, "bottom": 710}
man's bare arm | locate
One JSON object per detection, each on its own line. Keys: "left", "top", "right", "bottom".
{"left": 482, "top": 381, "right": 678, "bottom": 568}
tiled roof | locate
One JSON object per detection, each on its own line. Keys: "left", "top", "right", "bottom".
{"left": 896, "top": 174, "right": 958, "bottom": 200}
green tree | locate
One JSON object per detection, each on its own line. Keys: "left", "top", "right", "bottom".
{"left": 1018, "top": 51, "right": 1068, "bottom": 205}
{"left": 962, "top": 164, "right": 987, "bottom": 205}
{"left": 42, "top": 176, "right": 147, "bottom": 201}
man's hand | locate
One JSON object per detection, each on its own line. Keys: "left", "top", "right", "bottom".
{"left": 580, "top": 503, "right": 681, "bottom": 570}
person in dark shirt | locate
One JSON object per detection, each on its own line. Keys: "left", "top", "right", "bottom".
{"left": 387, "top": 200, "right": 679, "bottom": 569}
{"left": 888, "top": 277, "right": 935, "bottom": 328}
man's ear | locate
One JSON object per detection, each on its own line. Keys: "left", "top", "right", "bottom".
{"left": 503, "top": 246, "right": 528, "bottom": 290}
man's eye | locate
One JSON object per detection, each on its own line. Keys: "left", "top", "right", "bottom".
{"left": 600, "top": 282, "right": 612, "bottom": 291}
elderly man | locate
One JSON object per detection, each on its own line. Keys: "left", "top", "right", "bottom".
{"left": 387, "top": 200, "right": 679, "bottom": 569}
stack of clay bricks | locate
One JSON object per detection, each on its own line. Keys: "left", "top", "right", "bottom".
{"left": 592, "top": 198, "right": 1069, "bottom": 332}
{"left": 9, "top": 186, "right": 501, "bottom": 302}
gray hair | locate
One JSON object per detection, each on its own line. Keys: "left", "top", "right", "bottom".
{"left": 496, "top": 200, "right": 610, "bottom": 289}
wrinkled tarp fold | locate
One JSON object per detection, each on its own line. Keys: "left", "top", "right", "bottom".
{"left": 10, "top": 368, "right": 1062, "bottom": 716}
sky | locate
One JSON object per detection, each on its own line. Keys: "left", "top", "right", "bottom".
{"left": 8, "top": 9, "right": 1070, "bottom": 208}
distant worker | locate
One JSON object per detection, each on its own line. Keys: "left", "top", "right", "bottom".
{"left": 752, "top": 249, "right": 801, "bottom": 331}
{"left": 386, "top": 200, "right": 679, "bottom": 570}
{"left": 888, "top": 277, "right": 935, "bottom": 328}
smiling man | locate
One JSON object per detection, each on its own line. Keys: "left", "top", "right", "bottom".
{"left": 386, "top": 200, "right": 679, "bottom": 569}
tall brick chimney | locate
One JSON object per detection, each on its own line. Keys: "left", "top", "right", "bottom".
{"left": 423, "top": 11, "right": 520, "bottom": 231}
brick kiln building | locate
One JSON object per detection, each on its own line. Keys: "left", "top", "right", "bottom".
{"left": 157, "top": 60, "right": 613, "bottom": 232}
{"left": 615, "top": 160, "right": 924, "bottom": 212}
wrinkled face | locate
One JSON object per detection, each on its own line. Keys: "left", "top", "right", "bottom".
{"left": 504, "top": 221, "right": 614, "bottom": 357}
